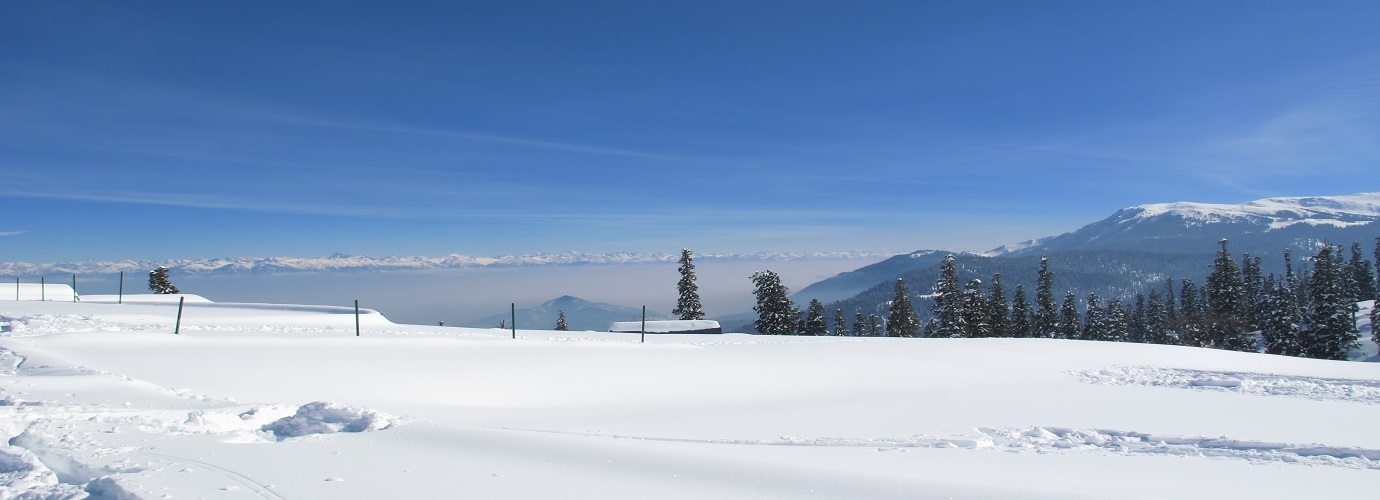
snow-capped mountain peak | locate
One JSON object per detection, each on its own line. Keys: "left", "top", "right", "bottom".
{"left": 1004, "top": 191, "right": 1380, "bottom": 256}
{"left": 1125, "top": 192, "right": 1380, "bottom": 229}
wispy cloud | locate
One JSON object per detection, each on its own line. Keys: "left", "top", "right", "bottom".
{"left": 250, "top": 111, "right": 696, "bottom": 163}
{"left": 0, "top": 231, "right": 24, "bottom": 237}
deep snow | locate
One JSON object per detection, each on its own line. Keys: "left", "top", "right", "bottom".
{"left": 1, "top": 296, "right": 1377, "bottom": 498}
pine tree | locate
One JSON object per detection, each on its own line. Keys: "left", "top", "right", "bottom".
{"left": 854, "top": 312, "right": 868, "bottom": 337}
{"left": 147, "top": 266, "right": 180, "bottom": 294}
{"left": 1300, "top": 244, "right": 1360, "bottom": 360}
{"left": 1178, "top": 279, "right": 1206, "bottom": 347}
{"left": 1058, "top": 291, "right": 1080, "bottom": 340}
{"left": 1373, "top": 237, "right": 1380, "bottom": 349}
{"left": 751, "top": 270, "right": 799, "bottom": 335}
{"left": 1285, "top": 249, "right": 1298, "bottom": 290}
{"left": 1127, "top": 294, "right": 1147, "bottom": 343}
{"left": 1009, "top": 284, "right": 1032, "bottom": 338}
{"left": 555, "top": 309, "right": 569, "bottom": 331}
{"left": 1345, "top": 242, "right": 1377, "bottom": 302}
{"left": 833, "top": 309, "right": 848, "bottom": 336}
{"left": 673, "top": 249, "right": 705, "bottom": 320}
{"left": 1162, "top": 278, "right": 1179, "bottom": 344}
{"left": 1241, "top": 254, "right": 1266, "bottom": 330}
{"left": 987, "top": 273, "right": 1011, "bottom": 337}
{"left": 961, "top": 279, "right": 990, "bottom": 338}
{"left": 1371, "top": 290, "right": 1379, "bottom": 349}
{"left": 804, "top": 299, "right": 828, "bottom": 336}
{"left": 1033, "top": 257, "right": 1057, "bottom": 338}
{"left": 929, "top": 255, "right": 965, "bottom": 338}
{"left": 1260, "top": 280, "right": 1300, "bottom": 356}
{"left": 886, "top": 278, "right": 920, "bottom": 337}
{"left": 1082, "top": 293, "right": 1105, "bottom": 341}
{"left": 1106, "top": 299, "right": 1129, "bottom": 342}
{"left": 1374, "top": 236, "right": 1380, "bottom": 289}
{"left": 1206, "top": 240, "right": 1254, "bottom": 351}
{"left": 1145, "top": 289, "right": 1171, "bottom": 344}
{"left": 868, "top": 314, "right": 882, "bottom": 337}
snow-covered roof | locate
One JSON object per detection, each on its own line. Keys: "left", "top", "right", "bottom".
{"left": 608, "top": 320, "right": 722, "bottom": 333}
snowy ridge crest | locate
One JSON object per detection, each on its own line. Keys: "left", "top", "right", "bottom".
{"left": 0, "top": 250, "right": 891, "bottom": 276}
{"left": 1121, "top": 192, "right": 1380, "bottom": 229}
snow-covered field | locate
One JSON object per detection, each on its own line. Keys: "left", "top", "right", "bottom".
{"left": 2, "top": 296, "right": 1377, "bottom": 498}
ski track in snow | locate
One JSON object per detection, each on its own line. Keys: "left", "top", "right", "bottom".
{"left": 502, "top": 426, "right": 1380, "bottom": 471}
{"left": 139, "top": 451, "right": 287, "bottom": 500}
{"left": 1071, "top": 366, "right": 1380, "bottom": 405}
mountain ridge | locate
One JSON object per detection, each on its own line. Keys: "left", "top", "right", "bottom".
{"left": 1, "top": 250, "right": 892, "bottom": 276}
{"left": 999, "top": 191, "right": 1380, "bottom": 257}
{"left": 792, "top": 192, "right": 1379, "bottom": 316}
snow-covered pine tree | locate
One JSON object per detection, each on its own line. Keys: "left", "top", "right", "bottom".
{"left": 1206, "top": 240, "right": 1254, "bottom": 351}
{"left": 1374, "top": 237, "right": 1380, "bottom": 349}
{"left": 854, "top": 312, "right": 868, "bottom": 337}
{"left": 1372, "top": 289, "right": 1379, "bottom": 349}
{"left": 868, "top": 314, "right": 882, "bottom": 337}
{"left": 929, "top": 255, "right": 965, "bottom": 338}
{"left": 1057, "top": 291, "right": 1080, "bottom": 340}
{"left": 1345, "top": 242, "right": 1376, "bottom": 302}
{"left": 1241, "top": 253, "right": 1265, "bottom": 330}
{"left": 885, "top": 278, "right": 920, "bottom": 337}
{"left": 1300, "top": 244, "right": 1360, "bottom": 360}
{"left": 672, "top": 249, "right": 705, "bottom": 320}
{"left": 555, "top": 309, "right": 569, "bottom": 331}
{"left": 147, "top": 266, "right": 180, "bottom": 294}
{"left": 1127, "top": 294, "right": 1148, "bottom": 343}
{"left": 1162, "top": 278, "right": 1179, "bottom": 344}
{"left": 804, "top": 299, "right": 828, "bottom": 336}
{"left": 1178, "top": 279, "right": 1206, "bottom": 347}
{"left": 987, "top": 273, "right": 1011, "bottom": 337}
{"left": 1284, "top": 249, "right": 1298, "bottom": 290}
{"left": 1082, "top": 293, "right": 1105, "bottom": 341}
{"left": 961, "top": 279, "right": 990, "bottom": 338}
{"left": 1010, "top": 284, "right": 1032, "bottom": 338}
{"left": 833, "top": 309, "right": 848, "bottom": 336}
{"left": 1033, "top": 257, "right": 1057, "bottom": 338}
{"left": 1374, "top": 236, "right": 1380, "bottom": 288}
{"left": 1145, "top": 289, "right": 1171, "bottom": 344}
{"left": 1260, "top": 280, "right": 1301, "bottom": 355}
{"left": 1106, "top": 299, "right": 1129, "bottom": 342}
{"left": 751, "top": 270, "right": 799, "bottom": 335}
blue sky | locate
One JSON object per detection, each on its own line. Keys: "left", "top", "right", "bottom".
{"left": 3, "top": 1, "right": 1377, "bottom": 263}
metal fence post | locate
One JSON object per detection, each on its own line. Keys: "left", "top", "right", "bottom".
{"left": 174, "top": 296, "right": 185, "bottom": 334}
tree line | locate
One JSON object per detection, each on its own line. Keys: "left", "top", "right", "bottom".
{"left": 741, "top": 238, "right": 1379, "bottom": 361}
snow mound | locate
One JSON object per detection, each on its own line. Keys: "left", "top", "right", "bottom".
{"left": 260, "top": 402, "right": 398, "bottom": 441}
{"left": 1071, "top": 366, "right": 1380, "bottom": 404}
{"left": 0, "top": 445, "right": 85, "bottom": 497}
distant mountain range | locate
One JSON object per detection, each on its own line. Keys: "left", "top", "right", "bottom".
{"left": 0, "top": 250, "right": 891, "bottom": 276}
{"left": 997, "top": 192, "right": 1380, "bottom": 257}
{"left": 784, "top": 192, "right": 1380, "bottom": 332}
{"left": 462, "top": 295, "right": 670, "bottom": 332}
